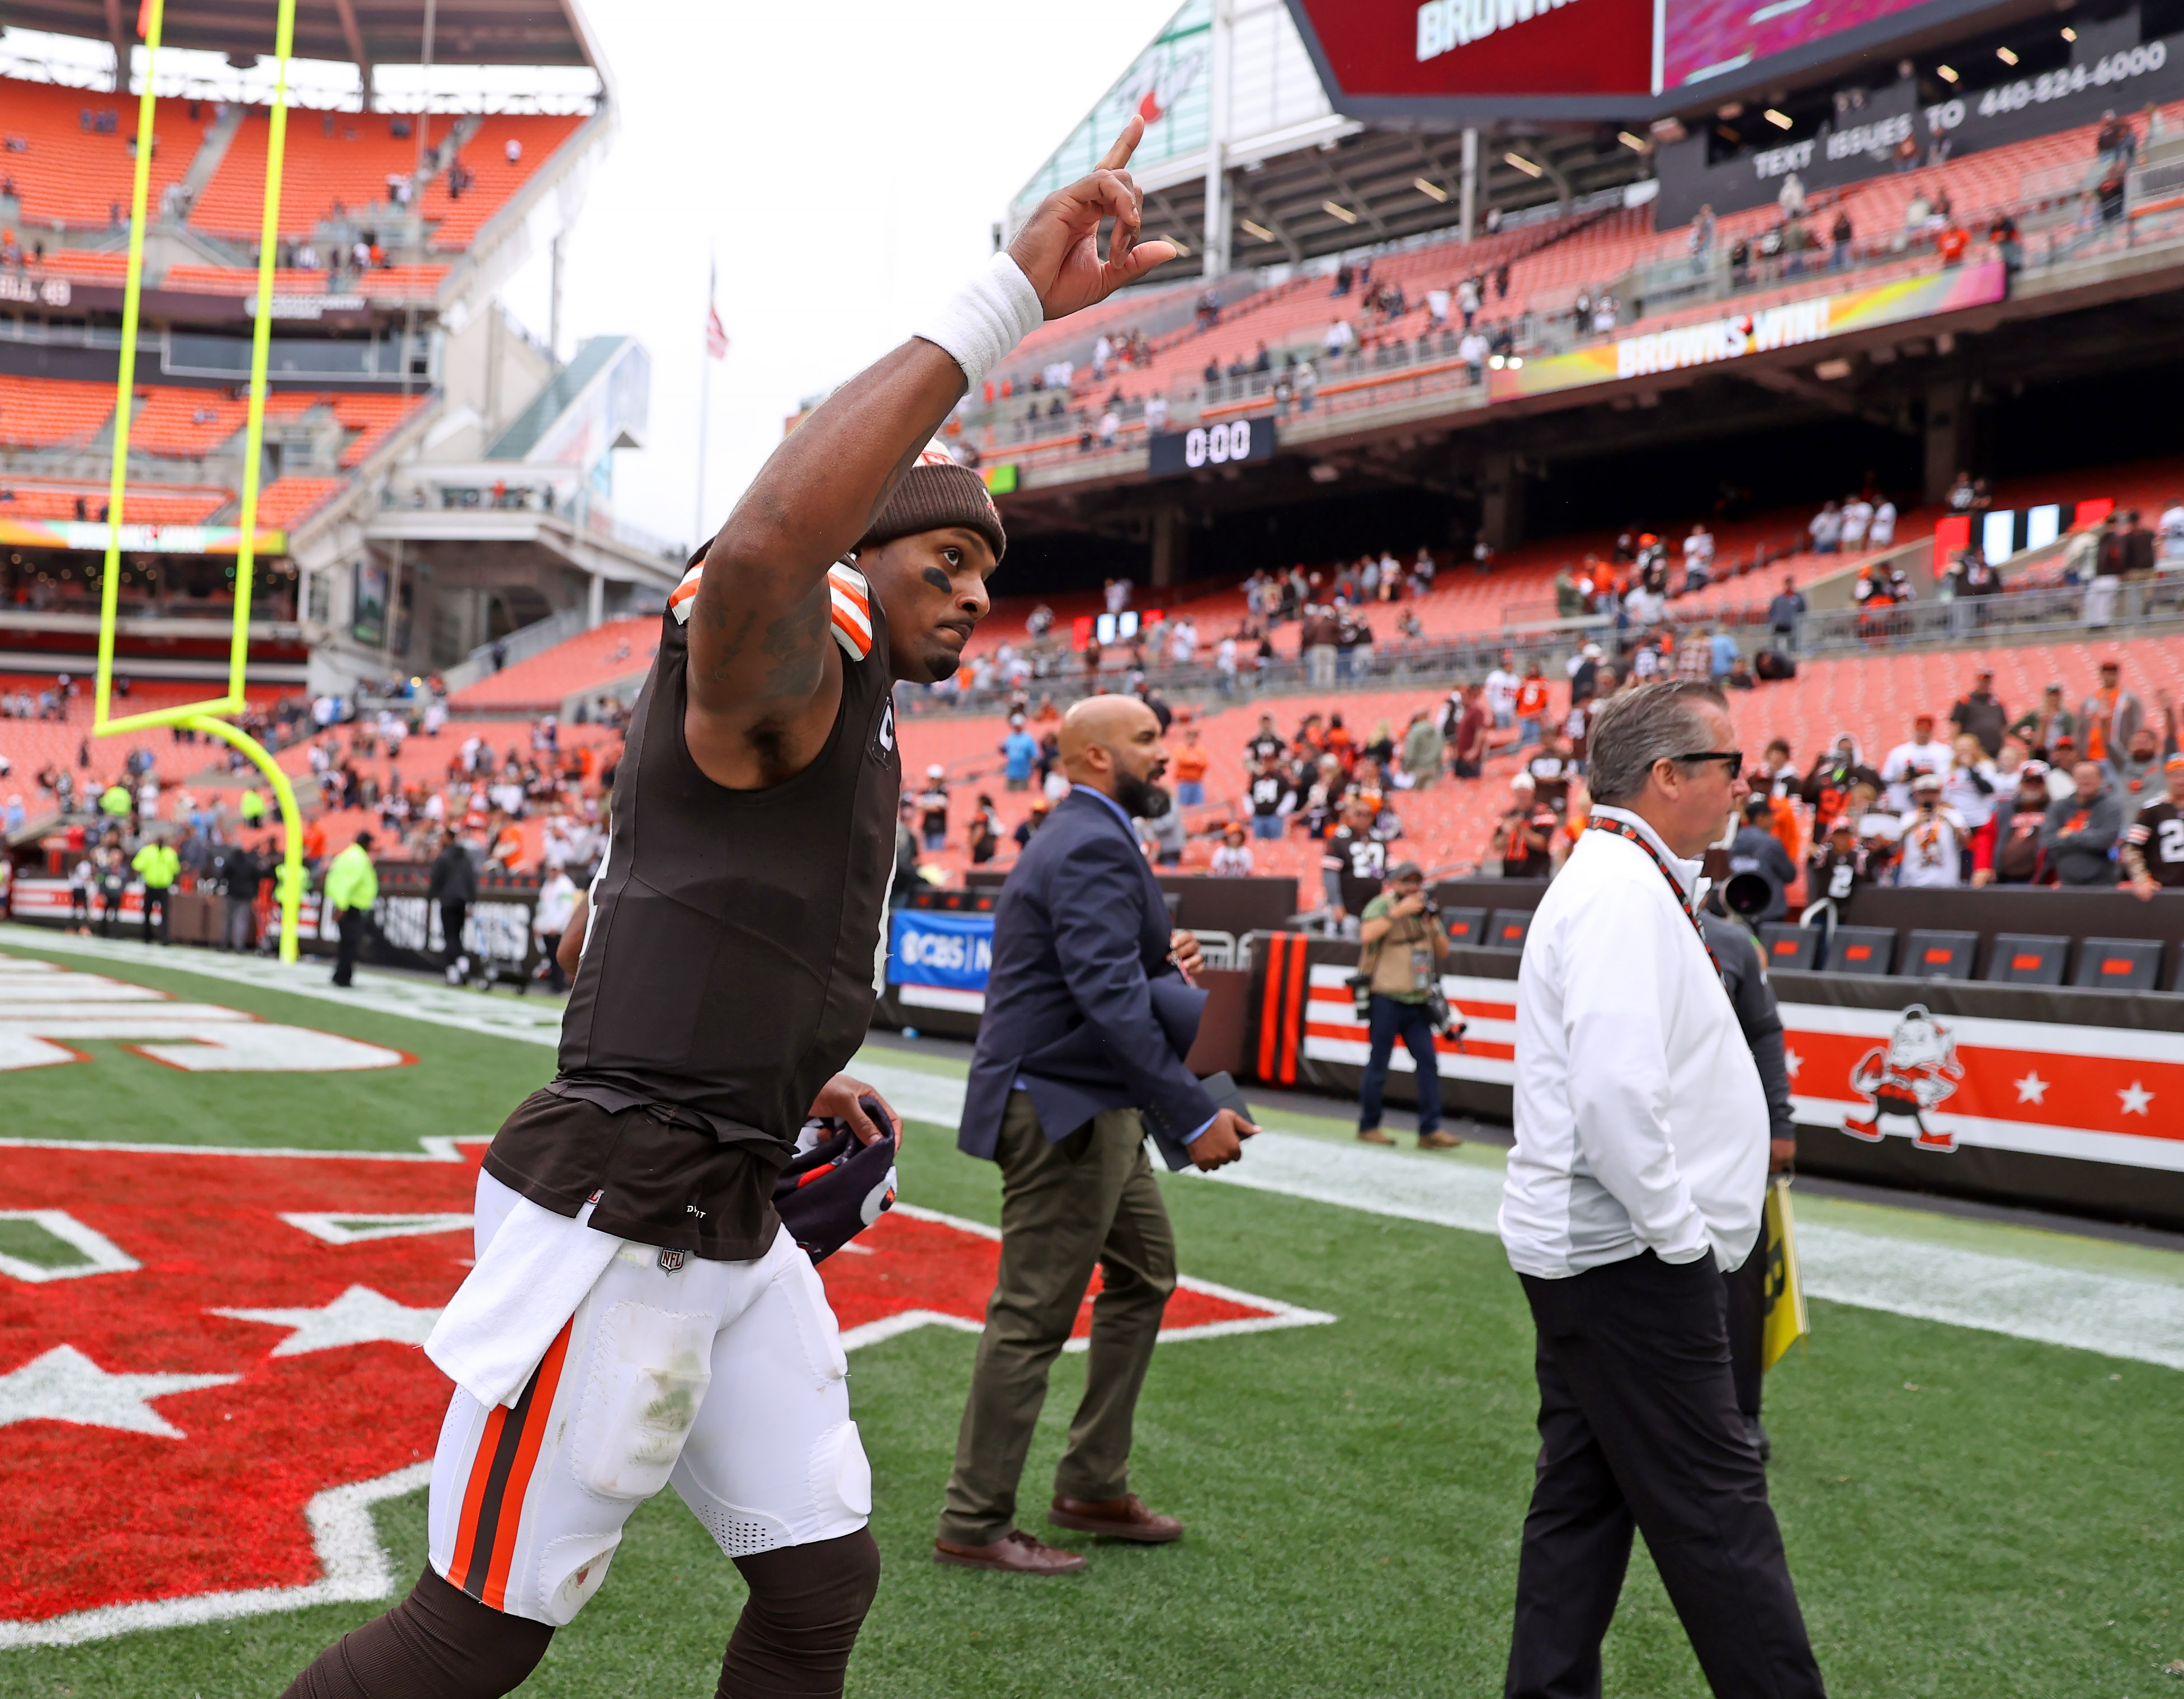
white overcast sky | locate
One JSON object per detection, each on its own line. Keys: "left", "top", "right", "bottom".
{"left": 498, "top": 0, "right": 1180, "bottom": 553}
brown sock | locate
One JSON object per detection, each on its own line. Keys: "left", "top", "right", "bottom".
{"left": 717, "top": 1528, "right": 882, "bottom": 1699}
{"left": 281, "top": 1566, "right": 553, "bottom": 1699}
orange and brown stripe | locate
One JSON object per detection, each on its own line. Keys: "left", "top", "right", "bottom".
{"left": 447, "top": 1320, "right": 574, "bottom": 1609}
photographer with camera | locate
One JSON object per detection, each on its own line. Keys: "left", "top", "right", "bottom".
{"left": 1899, "top": 772, "right": 1968, "bottom": 888}
{"left": 1353, "top": 862, "right": 1465, "bottom": 1150}
{"left": 1725, "top": 794, "right": 1796, "bottom": 921}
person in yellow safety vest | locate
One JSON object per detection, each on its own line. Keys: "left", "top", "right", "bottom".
{"left": 131, "top": 832, "right": 181, "bottom": 945}
{"left": 323, "top": 829, "right": 379, "bottom": 988}
{"left": 100, "top": 780, "right": 133, "bottom": 824}
{"left": 239, "top": 788, "right": 267, "bottom": 830}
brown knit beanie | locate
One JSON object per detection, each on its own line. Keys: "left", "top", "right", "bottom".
{"left": 857, "top": 441, "right": 1006, "bottom": 564}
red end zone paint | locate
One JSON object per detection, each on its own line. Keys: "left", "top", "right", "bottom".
{"left": 0, "top": 1143, "right": 1318, "bottom": 1636}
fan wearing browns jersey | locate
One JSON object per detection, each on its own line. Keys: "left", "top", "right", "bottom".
{"left": 283, "top": 118, "right": 1179, "bottom": 1699}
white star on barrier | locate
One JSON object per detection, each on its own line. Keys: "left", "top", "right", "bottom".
{"left": 2118, "top": 1081, "right": 2154, "bottom": 1117}
{"left": 2015, "top": 1071, "right": 2049, "bottom": 1105}
{"left": 0, "top": 1344, "right": 239, "bottom": 1438}
{"left": 208, "top": 1286, "right": 442, "bottom": 1358}
{"left": 1783, "top": 1049, "right": 1803, "bottom": 1079}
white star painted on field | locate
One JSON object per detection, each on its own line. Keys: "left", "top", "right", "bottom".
{"left": 2015, "top": 1071, "right": 2049, "bottom": 1105}
{"left": 1784, "top": 1049, "right": 1803, "bottom": 1079}
{"left": 207, "top": 1286, "right": 442, "bottom": 1358}
{"left": 0, "top": 1344, "right": 239, "bottom": 1438}
{"left": 2118, "top": 1081, "right": 2154, "bottom": 1117}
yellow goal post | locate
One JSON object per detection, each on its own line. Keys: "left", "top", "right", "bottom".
{"left": 90, "top": 0, "right": 308, "bottom": 960}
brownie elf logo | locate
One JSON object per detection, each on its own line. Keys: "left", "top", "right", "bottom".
{"left": 1843, "top": 1004, "right": 1965, "bottom": 1151}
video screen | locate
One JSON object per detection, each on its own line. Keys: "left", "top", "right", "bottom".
{"left": 1661, "top": 0, "right": 1937, "bottom": 88}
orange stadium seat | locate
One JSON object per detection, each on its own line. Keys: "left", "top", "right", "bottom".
{"left": 249, "top": 477, "right": 347, "bottom": 528}
{"left": 417, "top": 115, "right": 586, "bottom": 248}
{"left": 0, "top": 79, "right": 195, "bottom": 229}
{"left": 37, "top": 248, "right": 136, "bottom": 282}
{"left": 161, "top": 263, "right": 449, "bottom": 300}
{"left": 125, "top": 390, "right": 252, "bottom": 458}
{"left": 188, "top": 107, "right": 584, "bottom": 247}
{"left": 0, "top": 375, "right": 117, "bottom": 450}
{"left": 449, "top": 618, "right": 660, "bottom": 714}
{"left": 0, "top": 479, "right": 229, "bottom": 523}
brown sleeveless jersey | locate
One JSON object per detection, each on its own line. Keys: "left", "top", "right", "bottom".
{"left": 482, "top": 562, "right": 899, "bottom": 1256}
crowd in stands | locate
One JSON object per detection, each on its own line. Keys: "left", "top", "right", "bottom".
{"left": 889, "top": 620, "right": 2184, "bottom": 916}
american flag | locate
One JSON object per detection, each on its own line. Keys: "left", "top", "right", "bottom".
{"left": 704, "top": 258, "right": 729, "bottom": 360}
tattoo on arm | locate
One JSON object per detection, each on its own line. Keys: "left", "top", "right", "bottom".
{"left": 757, "top": 590, "right": 829, "bottom": 700}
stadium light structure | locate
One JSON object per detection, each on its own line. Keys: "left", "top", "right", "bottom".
{"left": 92, "top": 0, "right": 309, "bottom": 962}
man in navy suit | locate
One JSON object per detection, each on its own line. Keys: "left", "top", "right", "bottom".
{"left": 936, "top": 696, "right": 1257, "bottom": 1575}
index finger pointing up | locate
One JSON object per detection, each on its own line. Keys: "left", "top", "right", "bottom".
{"left": 1098, "top": 115, "right": 1146, "bottom": 172}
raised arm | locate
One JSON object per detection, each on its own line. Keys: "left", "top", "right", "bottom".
{"left": 684, "top": 120, "right": 1175, "bottom": 789}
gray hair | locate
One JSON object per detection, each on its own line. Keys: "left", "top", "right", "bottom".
{"left": 1586, "top": 680, "right": 1729, "bottom": 806}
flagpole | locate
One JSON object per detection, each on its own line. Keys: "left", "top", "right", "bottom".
{"left": 694, "top": 254, "right": 713, "bottom": 551}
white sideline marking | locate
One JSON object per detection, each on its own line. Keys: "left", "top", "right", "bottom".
{"left": 0, "top": 927, "right": 568, "bottom": 1049}
{"left": 0, "top": 1463, "right": 431, "bottom": 1649}
{"left": 850, "top": 1062, "right": 2184, "bottom": 1375}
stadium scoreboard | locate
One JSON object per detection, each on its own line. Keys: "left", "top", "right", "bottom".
{"left": 1148, "top": 417, "right": 1280, "bottom": 479}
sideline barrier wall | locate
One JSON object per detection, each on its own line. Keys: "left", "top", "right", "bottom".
{"left": 1244, "top": 928, "right": 2184, "bottom": 1231}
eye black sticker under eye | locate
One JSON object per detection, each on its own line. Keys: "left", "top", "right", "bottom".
{"left": 921, "top": 567, "right": 952, "bottom": 592}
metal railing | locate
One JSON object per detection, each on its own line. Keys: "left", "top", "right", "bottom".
{"left": 1793, "top": 571, "right": 2184, "bottom": 655}
{"left": 897, "top": 627, "right": 1598, "bottom": 721}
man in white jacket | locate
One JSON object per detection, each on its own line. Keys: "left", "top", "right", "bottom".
{"left": 1500, "top": 678, "right": 1825, "bottom": 1699}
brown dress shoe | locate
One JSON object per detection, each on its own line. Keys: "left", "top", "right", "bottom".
{"left": 933, "top": 1531, "right": 1086, "bottom": 1574}
{"left": 1356, "top": 1127, "right": 1396, "bottom": 1145}
{"left": 1048, "top": 1493, "right": 1183, "bottom": 1543}
{"left": 1417, "top": 1130, "right": 1464, "bottom": 1150}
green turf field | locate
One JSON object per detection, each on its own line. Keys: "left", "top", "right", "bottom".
{"left": 4, "top": 929, "right": 2182, "bottom": 1697}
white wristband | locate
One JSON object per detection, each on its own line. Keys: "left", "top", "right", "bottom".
{"left": 913, "top": 252, "right": 1044, "bottom": 392}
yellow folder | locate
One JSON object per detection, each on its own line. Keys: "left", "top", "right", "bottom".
{"left": 1761, "top": 1175, "right": 1810, "bottom": 1371}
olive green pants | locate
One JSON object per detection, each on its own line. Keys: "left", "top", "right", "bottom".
{"left": 937, "top": 1090, "right": 1177, "bottom": 1546}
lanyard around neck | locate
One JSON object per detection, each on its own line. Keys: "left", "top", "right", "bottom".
{"left": 1586, "top": 817, "right": 1720, "bottom": 975}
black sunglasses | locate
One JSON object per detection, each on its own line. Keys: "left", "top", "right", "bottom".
{"left": 1670, "top": 750, "right": 1744, "bottom": 775}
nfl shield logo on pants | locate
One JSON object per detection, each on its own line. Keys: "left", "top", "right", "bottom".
{"left": 657, "top": 1248, "right": 687, "bottom": 1273}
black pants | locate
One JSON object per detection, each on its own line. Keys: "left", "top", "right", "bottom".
{"left": 141, "top": 887, "right": 169, "bottom": 944}
{"left": 1508, "top": 1252, "right": 1823, "bottom": 1699}
{"left": 1723, "top": 1243, "right": 1768, "bottom": 1420}
{"left": 440, "top": 901, "right": 469, "bottom": 967}
{"left": 333, "top": 908, "right": 365, "bottom": 986}
{"left": 537, "top": 932, "right": 567, "bottom": 992}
